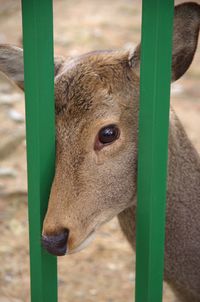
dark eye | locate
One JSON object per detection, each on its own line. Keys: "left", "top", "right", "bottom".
{"left": 95, "top": 124, "right": 120, "bottom": 150}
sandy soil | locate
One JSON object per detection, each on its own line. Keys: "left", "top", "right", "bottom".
{"left": 0, "top": 1, "right": 199, "bottom": 301}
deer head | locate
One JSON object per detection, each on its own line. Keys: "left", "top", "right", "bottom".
{"left": 0, "top": 2, "right": 199, "bottom": 256}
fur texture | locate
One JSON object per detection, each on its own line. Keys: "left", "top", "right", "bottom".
{"left": 0, "top": 2, "right": 200, "bottom": 301}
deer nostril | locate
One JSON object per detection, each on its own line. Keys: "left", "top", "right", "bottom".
{"left": 41, "top": 229, "right": 69, "bottom": 256}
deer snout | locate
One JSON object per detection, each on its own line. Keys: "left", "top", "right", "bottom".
{"left": 42, "top": 229, "right": 69, "bottom": 256}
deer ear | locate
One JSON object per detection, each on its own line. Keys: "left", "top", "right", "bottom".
{"left": 128, "top": 44, "right": 140, "bottom": 76}
{"left": 129, "top": 3, "right": 200, "bottom": 82}
{"left": 0, "top": 45, "right": 24, "bottom": 90}
{"left": 0, "top": 44, "right": 65, "bottom": 90}
{"left": 172, "top": 2, "right": 200, "bottom": 81}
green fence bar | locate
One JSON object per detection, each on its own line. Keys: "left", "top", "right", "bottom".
{"left": 21, "top": 1, "right": 57, "bottom": 301}
{"left": 135, "top": 1, "right": 174, "bottom": 302}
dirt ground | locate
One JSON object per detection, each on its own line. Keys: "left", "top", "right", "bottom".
{"left": 0, "top": 1, "right": 200, "bottom": 302}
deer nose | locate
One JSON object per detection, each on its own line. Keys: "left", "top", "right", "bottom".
{"left": 41, "top": 229, "right": 69, "bottom": 256}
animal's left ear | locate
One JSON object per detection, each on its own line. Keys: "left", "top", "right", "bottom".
{"left": 171, "top": 2, "right": 200, "bottom": 81}
{"left": 129, "top": 2, "right": 200, "bottom": 82}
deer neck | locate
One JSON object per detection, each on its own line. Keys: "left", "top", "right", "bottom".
{"left": 164, "top": 110, "right": 200, "bottom": 301}
{"left": 118, "top": 109, "right": 200, "bottom": 301}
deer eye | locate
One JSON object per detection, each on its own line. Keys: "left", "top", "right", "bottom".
{"left": 95, "top": 124, "right": 120, "bottom": 150}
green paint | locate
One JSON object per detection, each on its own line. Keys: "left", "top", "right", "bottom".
{"left": 21, "top": 1, "right": 57, "bottom": 301}
{"left": 20, "top": 0, "right": 175, "bottom": 300}
{"left": 135, "top": 1, "right": 174, "bottom": 302}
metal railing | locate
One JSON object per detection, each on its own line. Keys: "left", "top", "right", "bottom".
{"left": 21, "top": 0, "right": 174, "bottom": 301}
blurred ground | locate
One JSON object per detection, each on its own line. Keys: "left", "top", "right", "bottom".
{"left": 0, "top": 0, "right": 199, "bottom": 301}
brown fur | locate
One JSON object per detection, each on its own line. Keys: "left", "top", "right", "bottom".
{"left": 0, "top": 2, "right": 200, "bottom": 301}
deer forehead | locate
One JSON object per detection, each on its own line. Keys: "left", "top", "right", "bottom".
{"left": 54, "top": 51, "right": 134, "bottom": 119}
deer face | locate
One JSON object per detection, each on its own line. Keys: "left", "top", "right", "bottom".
{"left": 42, "top": 51, "right": 140, "bottom": 254}
{"left": 42, "top": 1, "right": 200, "bottom": 255}
{"left": 0, "top": 2, "right": 199, "bottom": 256}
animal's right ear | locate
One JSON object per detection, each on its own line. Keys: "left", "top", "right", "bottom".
{"left": 0, "top": 44, "right": 64, "bottom": 91}
{"left": 0, "top": 45, "right": 24, "bottom": 90}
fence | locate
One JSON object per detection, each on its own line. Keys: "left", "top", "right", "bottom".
{"left": 21, "top": 0, "right": 174, "bottom": 301}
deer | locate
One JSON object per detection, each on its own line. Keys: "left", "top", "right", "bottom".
{"left": 0, "top": 2, "right": 200, "bottom": 301}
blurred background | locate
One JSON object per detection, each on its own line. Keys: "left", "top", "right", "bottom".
{"left": 0, "top": 0, "right": 199, "bottom": 301}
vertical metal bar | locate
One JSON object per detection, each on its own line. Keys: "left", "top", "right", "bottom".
{"left": 135, "top": 1, "right": 174, "bottom": 302}
{"left": 21, "top": 1, "right": 57, "bottom": 302}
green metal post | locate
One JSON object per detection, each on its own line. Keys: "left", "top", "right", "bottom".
{"left": 21, "top": 1, "right": 57, "bottom": 302}
{"left": 135, "top": 1, "right": 174, "bottom": 302}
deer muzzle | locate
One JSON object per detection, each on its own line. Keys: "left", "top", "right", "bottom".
{"left": 41, "top": 229, "right": 69, "bottom": 256}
